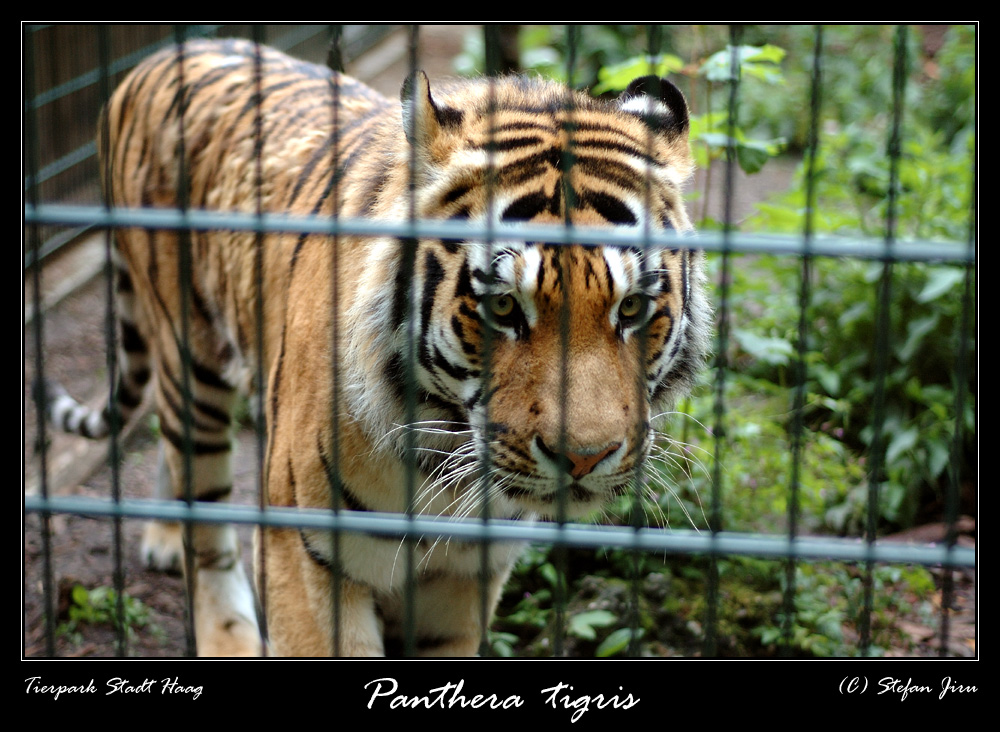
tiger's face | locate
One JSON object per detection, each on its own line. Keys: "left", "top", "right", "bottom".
{"left": 466, "top": 240, "right": 699, "bottom": 518}
{"left": 352, "top": 72, "right": 708, "bottom": 522}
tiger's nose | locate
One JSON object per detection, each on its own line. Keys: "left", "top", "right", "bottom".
{"left": 535, "top": 438, "right": 622, "bottom": 479}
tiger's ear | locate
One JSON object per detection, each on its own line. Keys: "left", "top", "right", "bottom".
{"left": 401, "top": 70, "right": 442, "bottom": 149}
{"left": 617, "top": 76, "right": 689, "bottom": 141}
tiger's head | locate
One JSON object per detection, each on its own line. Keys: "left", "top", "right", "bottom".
{"left": 346, "top": 72, "right": 710, "bottom": 521}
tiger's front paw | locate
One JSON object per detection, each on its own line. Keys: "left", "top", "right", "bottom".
{"left": 140, "top": 520, "right": 183, "bottom": 573}
{"left": 194, "top": 563, "right": 263, "bottom": 657}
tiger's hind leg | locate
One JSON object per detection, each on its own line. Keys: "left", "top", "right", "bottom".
{"left": 151, "top": 340, "right": 261, "bottom": 657}
{"left": 139, "top": 443, "right": 183, "bottom": 572}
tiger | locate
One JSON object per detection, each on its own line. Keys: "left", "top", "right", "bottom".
{"left": 41, "top": 37, "right": 710, "bottom": 657}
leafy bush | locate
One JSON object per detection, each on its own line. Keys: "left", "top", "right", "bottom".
{"left": 471, "top": 24, "right": 973, "bottom": 657}
{"left": 57, "top": 584, "right": 162, "bottom": 649}
{"left": 743, "top": 24, "right": 976, "bottom": 529}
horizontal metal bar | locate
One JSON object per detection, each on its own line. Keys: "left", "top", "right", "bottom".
{"left": 24, "top": 203, "right": 976, "bottom": 263}
{"left": 25, "top": 26, "right": 223, "bottom": 111}
{"left": 24, "top": 494, "right": 976, "bottom": 568}
{"left": 23, "top": 141, "right": 97, "bottom": 192}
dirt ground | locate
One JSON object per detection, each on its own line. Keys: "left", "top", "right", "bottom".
{"left": 22, "top": 25, "right": 975, "bottom": 659}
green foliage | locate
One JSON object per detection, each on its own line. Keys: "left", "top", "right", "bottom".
{"left": 657, "top": 366, "right": 869, "bottom": 535}
{"left": 567, "top": 609, "right": 616, "bottom": 640}
{"left": 497, "top": 552, "right": 939, "bottom": 657}
{"left": 596, "top": 626, "right": 644, "bottom": 657}
{"left": 461, "top": 24, "right": 971, "bottom": 657}
{"left": 757, "top": 562, "right": 938, "bottom": 657}
{"left": 699, "top": 43, "right": 787, "bottom": 83}
{"left": 740, "top": 25, "right": 976, "bottom": 529}
{"left": 591, "top": 53, "right": 684, "bottom": 95}
{"left": 57, "top": 584, "right": 161, "bottom": 649}
{"left": 808, "top": 260, "right": 974, "bottom": 530}
{"left": 588, "top": 42, "right": 788, "bottom": 193}
{"left": 455, "top": 25, "right": 656, "bottom": 87}
{"left": 750, "top": 122, "right": 974, "bottom": 241}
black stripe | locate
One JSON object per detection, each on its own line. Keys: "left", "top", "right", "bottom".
{"left": 469, "top": 134, "right": 543, "bottom": 153}
{"left": 489, "top": 119, "right": 557, "bottom": 134}
{"left": 159, "top": 421, "right": 230, "bottom": 455}
{"left": 120, "top": 320, "right": 146, "bottom": 354}
{"left": 317, "top": 432, "right": 350, "bottom": 509}
{"left": 190, "top": 359, "right": 232, "bottom": 391}
{"left": 419, "top": 250, "right": 446, "bottom": 371}
{"left": 116, "top": 266, "right": 134, "bottom": 294}
{"left": 300, "top": 530, "right": 332, "bottom": 570}
{"left": 432, "top": 347, "right": 476, "bottom": 382}
{"left": 439, "top": 238, "right": 460, "bottom": 254}
{"left": 450, "top": 314, "right": 477, "bottom": 356}
{"left": 579, "top": 191, "right": 636, "bottom": 225}
{"left": 442, "top": 182, "right": 472, "bottom": 206}
{"left": 501, "top": 190, "right": 561, "bottom": 222}
{"left": 197, "top": 485, "right": 233, "bottom": 502}
{"left": 436, "top": 104, "right": 464, "bottom": 128}
{"left": 453, "top": 257, "right": 475, "bottom": 300}
{"left": 576, "top": 156, "right": 645, "bottom": 190}
{"left": 383, "top": 352, "right": 407, "bottom": 403}
{"left": 159, "top": 372, "right": 232, "bottom": 432}
{"left": 572, "top": 134, "right": 658, "bottom": 166}
{"left": 115, "top": 382, "right": 144, "bottom": 410}
{"left": 390, "top": 247, "right": 413, "bottom": 330}
{"left": 287, "top": 111, "right": 382, "bottom": 208}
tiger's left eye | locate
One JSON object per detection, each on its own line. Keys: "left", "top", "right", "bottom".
{"left": 489, "top": 294, "right": 516, "bottom": 319}
{"left": 618, "top": 294, "right": 645, "bottom": 321}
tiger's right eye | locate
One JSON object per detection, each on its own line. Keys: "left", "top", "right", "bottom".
{"left": 488, "top": 294, "right": 516, "bottom": 319}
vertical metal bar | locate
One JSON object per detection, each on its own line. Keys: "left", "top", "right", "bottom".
{"left": 705, "top": 23, "right": 744, "bottom": 657}
{"left": 624, "top": 22, "right": 665, "bottom": 659}
{"left": 95, "top": 24, "right": 128, "bottom": 658}
{"left": 939, "top": 72, "right": 977, "bottom": 656}
{"left": 859, "top": 23, "right": 908, "bottom": 656}
{"left": 478, "top": 23, "right": 500, "bottom": 656}
{"left": 23, "top": 23, "right": 57, "bottom": 658}
{"left": 249, "top": 23, "right": 269, "bottom": 656}
{"left": 401, "top": 24, "right": 421, "bottom": 657}
{"left": 171, "top": 24, "right": 199, "bottom": 658}
{"left": 548, "top": 22, "right": 582, "bottom": 658}
{"left": 781, "top": 23, "right": 825, "bottom": 655}
{"left": 324, "top": 20, "right": 346, "bottom": 659}
{"left": 483, "top": 25, "right": 503, "bottom": 76}
{"left": 327, "top": 25, "right": 344, "bottom": 72}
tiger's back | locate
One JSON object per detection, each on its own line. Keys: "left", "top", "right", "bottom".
{"left": 101, "top": 39, "right": 393, "bottom": 381}
{"left": 53, "top": 37, "right": 709, "bottom": 656}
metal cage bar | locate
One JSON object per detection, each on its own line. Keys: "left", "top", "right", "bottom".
{"left": 23, "top": 23, "right": 976, "bottom": 659}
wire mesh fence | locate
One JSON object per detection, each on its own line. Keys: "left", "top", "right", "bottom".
{"left": 23, "top": 24, "right": 976, "bottom": 659}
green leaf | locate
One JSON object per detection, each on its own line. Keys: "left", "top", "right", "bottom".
{"left": 595, "top": 627, "right": 644, "bottom": 657}
{"left": 917, "top": 267, "right": 965, "bottom": 303}
{"left": 927, "top": 440, "right": 950, "bottom": 481}
{"left": 813, "top": 363, "right": 841, "bottom": 397}
{"left": 898, "top": 314, "right": 939, "bottom": 362}
{"left": 700, "top": 44, "right": 786, "bottom": 83}
{"left": 71, "top": 584, "right": 90, "bottom": 608}
{"left": 691, "top": 127, "right": 785, "bottom": 174}
{"left": 734, "top": 328, "right": 794, "bottom": 366}
{"left": 567, "top": 609, "right": 617, "bottom": 640}
{"left": 592, "top": 53, "right": 685, "bottom": 95}
{"left": 736, "top": 141, "right": 772, "bottom": 174}
{"left": 886, "top": 427, "right": 919, "bottom": 466}
{"left": 539, "top": 562, "right": 560, "bottom": 588}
